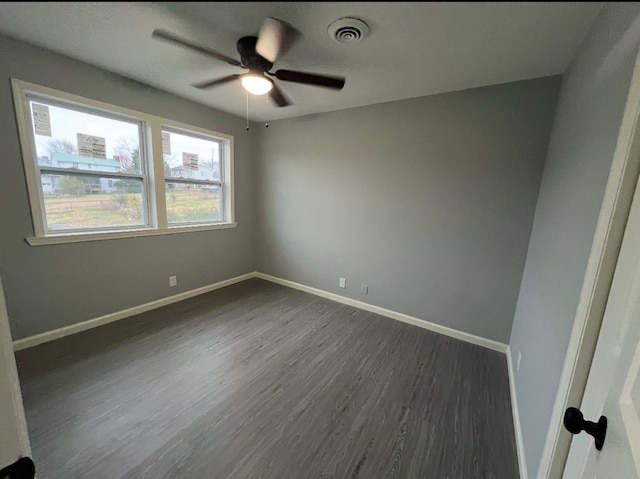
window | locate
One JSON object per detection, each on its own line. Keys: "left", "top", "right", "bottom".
{"left": 25, "top": 97, "right": 147, "bottom": 232}
{"left": 12, "top": 79, "right": 235, "bottom": 245}
{"left": 161, "top": 128, "right": 222, "bottom": 225}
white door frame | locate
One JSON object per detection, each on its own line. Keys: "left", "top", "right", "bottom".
{"left": 0, "top": 271, "right": 31, "bottom": 468}
{"left": 538, "top": 47, "right": 640, "bottom": 478}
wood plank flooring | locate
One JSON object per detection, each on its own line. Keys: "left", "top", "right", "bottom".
{"left": 15, "top": 278, "right": 518, "bottom": 478}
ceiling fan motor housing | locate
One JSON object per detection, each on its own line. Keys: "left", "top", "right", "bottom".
{"left": 237, "top": 36, "right": 273, "bottom": 72}
{"left": 152, "top": 16, "right": 346, "bottom": 109}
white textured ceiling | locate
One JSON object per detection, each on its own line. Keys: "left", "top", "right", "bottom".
{"left": 0, "top": 2, "right": 602, "bottom": 121}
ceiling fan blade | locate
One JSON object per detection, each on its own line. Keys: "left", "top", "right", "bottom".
{"left": 273, "top": 69, "right": 345, "bottom": 90}
{"left": 152, "top": 29, "right": 242, "bottom": 67}
{"left": 256, "top": 17, "right": 300, "bottom": 63}
{"left": 269, "top": 83, "right": 292, "bottom": 107}
{"left": 192, "top": 74, "right": 243, "bottom": 90}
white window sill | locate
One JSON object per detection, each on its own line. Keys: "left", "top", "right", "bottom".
{"left": 26, "top": 222, "right": 238, "bottom": 246}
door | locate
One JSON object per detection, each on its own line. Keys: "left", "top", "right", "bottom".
{"left": 563, "top": 171, "right": 640, "bottom": 478}
{"left": 0, "top": 273, "right": 32, "bottom": 472}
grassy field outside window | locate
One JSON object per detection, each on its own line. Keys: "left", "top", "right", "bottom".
{"left": 44, "top": 189, "right": 219, "bottom": 230}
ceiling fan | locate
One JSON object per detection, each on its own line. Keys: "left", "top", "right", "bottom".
{"left": 152, "top": 17, "right": 346, "bottom": 107}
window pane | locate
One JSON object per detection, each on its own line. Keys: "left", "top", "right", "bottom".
{"left": 29, "top": 98, "right": 142, "bottom": 174}
{"left": 162, "top": 129, "right": 220, "bottom": 181}
{"left": 42, "top": 174, "right": 145, "bottom": 230}
{"left": 165, "top": 182, "right": 221, "bottom": 224}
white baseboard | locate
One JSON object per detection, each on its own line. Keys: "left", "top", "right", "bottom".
{"left": 507, "top": 346, "right": 528, "bottom": 479}
{"left": 14, "top": 271, "right": 509, "bottom": 355}
{"left": 255, "top": 272, "right": 508, "bottom": 353}
{"left": 13, "top": 272, "right": 256, "bottom": 351}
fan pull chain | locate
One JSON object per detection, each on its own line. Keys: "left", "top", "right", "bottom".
{"left": 246, "top": 90, "right": 250, "bottom": 131}
{"left": 265, "top": 94, "right": 269, "bottom": 128}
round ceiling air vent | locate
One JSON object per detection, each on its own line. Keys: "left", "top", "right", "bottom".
{"left": 328, "top": 17, "right": 369, "bottom": 44}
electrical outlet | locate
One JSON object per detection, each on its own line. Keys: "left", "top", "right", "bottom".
{"left": 361, "top": 284, "right": 369, "bottom": 295}
{"left": 169, "top": 275, "right": 177, "bottom": 288}
{"left": 517, "top": 351, "right": 522, "bottom": 371}
{"left": 339, "top": 277, "right": 346, "bottom": 289}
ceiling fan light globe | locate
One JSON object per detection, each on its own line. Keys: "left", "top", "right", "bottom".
{"left": 242, "top": 74, "right": 273, "bottom": 95}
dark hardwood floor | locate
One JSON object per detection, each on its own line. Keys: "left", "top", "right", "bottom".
{"left": 16, "top": 278, "right": 518, "bottom": 478}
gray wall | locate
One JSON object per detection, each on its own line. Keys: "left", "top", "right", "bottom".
{"left": 508, "top": 4, "right": 640, "bottom": 477}
{"left": 256, "top": 78, "right": 561, "bottom": 344}
{"left": 0, "top": 34, "right": 258, "bottom": 340}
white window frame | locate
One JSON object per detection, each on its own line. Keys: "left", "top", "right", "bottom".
{"left": 11, "top": 79, "right": 236, "bottom": 246}
{"left": 161, "top": 125, "right": 229, "bottom": 227}
{"left": 26, "top": 94, "right": 152, "bottom": 235}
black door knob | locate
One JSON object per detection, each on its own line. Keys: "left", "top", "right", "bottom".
{"left": 563, "top": 407, "right": 607, "bottom": 451}
{"left": 0, "top": 457, "right": 35, "bottom": 479}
